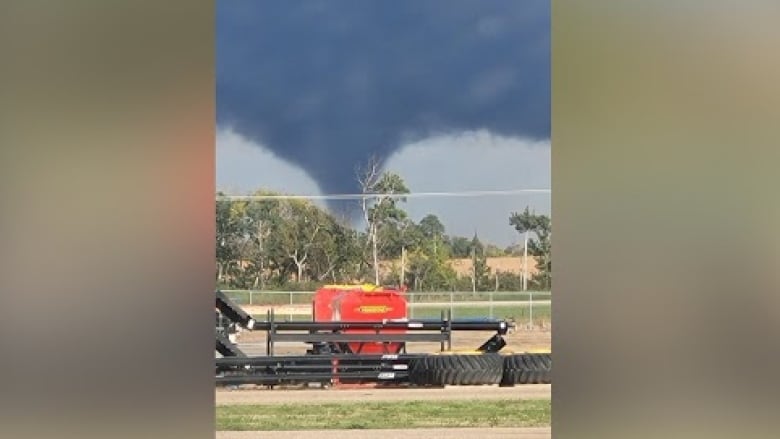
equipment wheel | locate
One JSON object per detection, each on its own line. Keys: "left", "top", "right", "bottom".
{"left": 500, "top": 353, "right": 551, "bottom": 386}
{"left": 409, "top": 353, "right": 503, "bottom": 386}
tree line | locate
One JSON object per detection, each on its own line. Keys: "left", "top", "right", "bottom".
{"left": 216, "top": 170, "right": 551, "bottom": 292}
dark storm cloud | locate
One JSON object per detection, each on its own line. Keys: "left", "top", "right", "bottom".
{"left": 217, "top": 0, "right": 550, "bottom": 198}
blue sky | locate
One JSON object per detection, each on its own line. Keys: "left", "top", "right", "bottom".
{"left": 216, "top": 1, "right": 550, "bottom": 246}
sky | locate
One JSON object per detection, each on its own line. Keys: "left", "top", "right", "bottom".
{"left": 216, "top": 0, "right": 550, "bottom": 247}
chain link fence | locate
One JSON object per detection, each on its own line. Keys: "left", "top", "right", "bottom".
{"left": 221, "top": 290, "right": 551, "bottom": 330}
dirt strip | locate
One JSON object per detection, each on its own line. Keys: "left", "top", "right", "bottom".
{"left": 217, "top": 427, "right": 551, "bottom": 439}
{"left": 216, "top": 384, "right": 551, "bottom": 405}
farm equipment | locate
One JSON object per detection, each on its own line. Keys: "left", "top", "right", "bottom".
{"left": 215, "top": 285, "right": 551, "bottom": 387}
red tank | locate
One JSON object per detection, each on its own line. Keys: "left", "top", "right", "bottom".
{"left": 313, "top": 284, "right": 407, "bottom": 354}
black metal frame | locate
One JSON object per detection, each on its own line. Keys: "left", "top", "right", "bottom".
{"left": 264, "top": 308, "right": 462, "bottom": 355}
{"left": 216, "top": 353, "right": 429, "bottom": 386}
{"left": 215, "top": 290, "right": 515, "bottom": 386}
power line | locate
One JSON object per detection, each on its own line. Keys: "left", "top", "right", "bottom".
{"left": 216, "top": 189, "right": 550, "bottom": 201}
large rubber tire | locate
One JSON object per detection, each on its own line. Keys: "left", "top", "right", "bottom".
{"left": 408, "top": 356, "right": 437, "bottom": 386}
{"left": 500, "top": 353, "right": 552, "bottom": 386}
{"left": 409, "top": 354, "right": 503, "bottom": 386}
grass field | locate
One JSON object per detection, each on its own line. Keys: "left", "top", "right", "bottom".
{"left": 217, "top": 399, "right": 551, "bottom": 431}
{"left": 222, "top": 289, "right": 552, "bottom": 327}
{"left": 409, "top": 304, "right": 551, "bottom": 321}
{"left": 253, "top": 303, "right": 551, "bottom": 324}
{"left": 222, "top": 290, "right": 551, "bottom": 306}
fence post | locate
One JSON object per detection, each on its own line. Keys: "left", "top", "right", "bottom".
{"left": 489, "top": 290, "right": 494, "bottom": 319}
{"left": 450, "top": 291, "right": 454, "bottom": 320}
{"left": 249, "top": 290, "right": 253, "bottom": 305}
{"left": 289, "top": 291, "right": 293, "bottom": 321}
{"left": 528, "top": 291, "right": 533, "bottom": 330}
{"left": 409, "top": 292, "right": 414, "bottom": 319}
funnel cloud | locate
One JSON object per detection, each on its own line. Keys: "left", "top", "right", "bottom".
{"left": 217, "top": 0, "right": 550, "bottom": 203}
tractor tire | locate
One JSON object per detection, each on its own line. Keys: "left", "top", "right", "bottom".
{"left": 409, "top": 354, "right": 503, "bottom": 386}
{"left": 408, "top": 356, "right": 438, "bottom": 386}
{"left": 500, "top": 353, "right": 552, "bottom": 386}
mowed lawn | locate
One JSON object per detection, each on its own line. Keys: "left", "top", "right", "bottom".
{"left": 409, "top": 304, "right": 551, "bottom": 321}
{"left": 245, "top": 304, "right": 552, "bottom": 323}
{"left": 217, "top": 399, "right": 551, "bottom": 431}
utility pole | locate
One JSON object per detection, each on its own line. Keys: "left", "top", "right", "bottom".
{"left": 372, "top": 223, "right": 379, "bottom": 285}
{"left": 523, "top": 231, "right": 529, "bottom": 291}
{"left": 400, "top": 246, "right": 406, "bottom": 287}
{"left": 471, "top": 245, "right": 476, "bottom": 293}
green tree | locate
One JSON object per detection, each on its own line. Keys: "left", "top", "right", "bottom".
{"left": 483, "top": 243, "right": 507, "bottom": 257}
{"left": 509, "top": 207, "right": 552, "bottom": 289}
{"left": 418, "top": 214, "right": 445, "bottom": 241}
{"left": 215, "top": 193, "right": 257, "bottom": 286}
{"left": 377, "top": 218, "right": 415, "bottom": 259}
{"left": 447, "top": 235, "right": 473, "bottom": 258}
{"left": 407, "top": 233, "right": 457, "bottom": 291}
{"left": 305, "top": 213, "right": 362, "bottom": 283}
{"left": 217, "top": 186, "right": 544, "bottom": 292}
{"left": 469, "top": 234, "right": 491, "bottom": 292}
{"left": 270, "top": 199, "right": 328, "bottom": 282}
{"left": 235, "top": 194, "right": 288, "bottom": 288}
{"left": 217, "top": 189, "right": 374, "bottom": 288}
{"left": 215, "top": 193, "right": 234, "bottom": 284}
{"left": 503, "top": 242, "right": 524, "bottom": 256}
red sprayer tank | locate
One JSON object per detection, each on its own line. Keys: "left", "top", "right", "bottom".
{"left": 313, "top": 284, "right": 407, "bottom": 354}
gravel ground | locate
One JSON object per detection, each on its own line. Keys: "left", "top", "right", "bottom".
{"left": 234, "top": 328, "right": 551, "bottom": 356}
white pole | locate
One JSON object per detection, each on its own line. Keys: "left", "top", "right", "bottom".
{"left": 523, "top": 231, "right": 529, "bottom": 291}
{"left": 471, "top": 246, "right": 476, "bottom": 293}
{"left": 400, "top": 246, "right": 406, "bottom": 287}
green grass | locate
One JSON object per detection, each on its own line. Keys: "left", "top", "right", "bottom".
{"left": 221, "top": 290, "right": 552, "bottom": 306}
{"left": 236, "top": 305, "right": 550, "bottom": 324}
{"left": 409, "top": 304, "right": 551, "bottom": 322}
{"left": 262, "top": 304, "right": 551, "bottom": 323}
{"left": 216, "top": 399, "right": 550, "bottom": 431}
{"left": 409, "top": 291, "right": 551, "bottom": 302}
{"left": 222, "top": 290, "right": 315, "bottom": 305}
{"left": 219, "top": 290, "right": 552, "bottom": 324}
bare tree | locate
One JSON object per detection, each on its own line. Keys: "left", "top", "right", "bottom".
{"left": 356, "top": 156, "right": 410, "bottom": 285}
{"left": 356, "top": 156, "right": 383, "bottom": 285}
{"left": 358, "top": 157, "right": 409, "bottom": 284}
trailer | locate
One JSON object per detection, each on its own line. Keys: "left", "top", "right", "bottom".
{"left": 215, "top": 286, "right": 551, "bottom": 387}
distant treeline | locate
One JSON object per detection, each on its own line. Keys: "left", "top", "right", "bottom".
{"left": 216, "top": 169, "right": 550, "bottom": 291}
